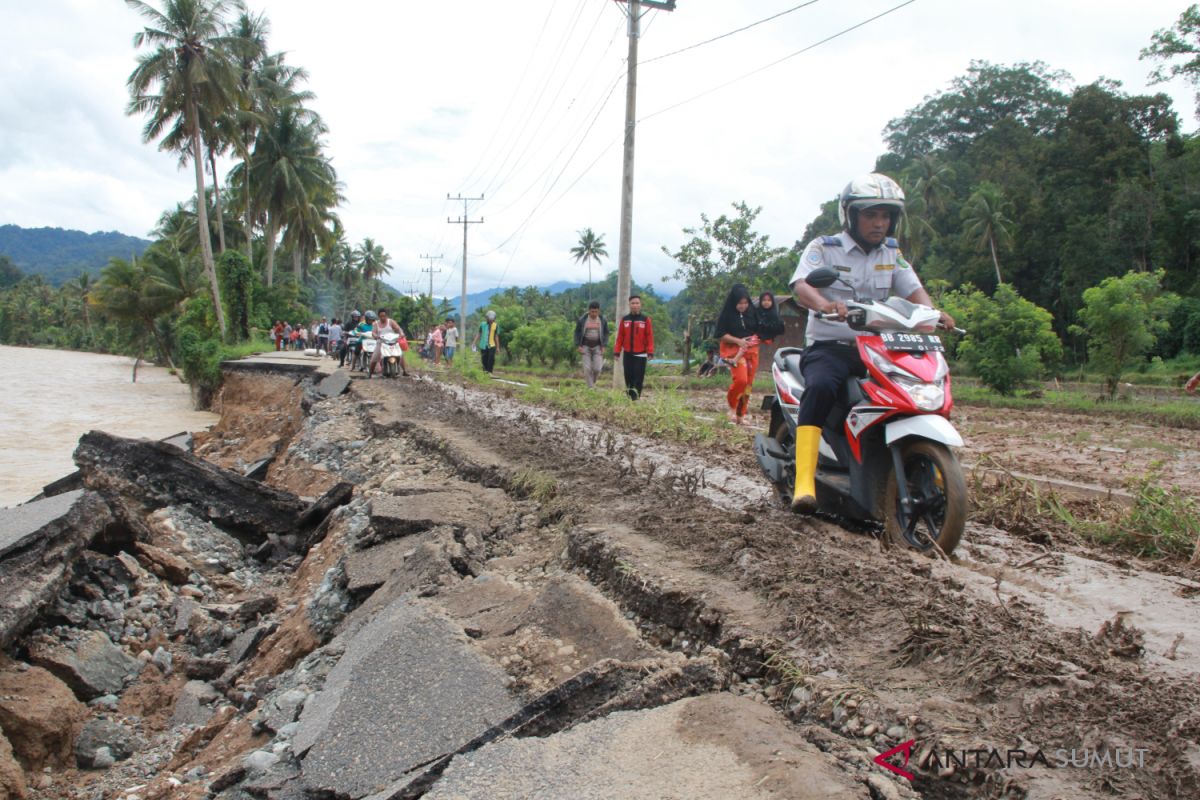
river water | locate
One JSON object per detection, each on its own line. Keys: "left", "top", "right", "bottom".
{"left": 0, "top": 345, "right": 218, "bottom": 508}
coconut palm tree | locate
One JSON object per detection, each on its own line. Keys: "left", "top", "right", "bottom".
{"left": 125, "top": 0, "right": 239, "bottom": 337}
{"left": 354, "top": 238, "right": 391, "bottom": 308}
{"left": 903, "top": 155, "right": 955, "bottom": 217}
{"left": 570, "top": 229, "right": 608, "bottom": 301}
{"left": 92, "top": 257, "right": 180, "bottom": 381}
{"left": 961, "top": 183, "right": 1015, "bottom": 286}
{"left": 238, "top": 106, "right": 329, "bottom": 287}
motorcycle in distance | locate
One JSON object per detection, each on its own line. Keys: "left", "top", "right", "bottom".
{"left": 377, "top": 331, "right": 404, "bottom": 378}
{"left": 343, "top": 331, "right": 361, "bottom": 370}
{"left": 359, "top": 334, "right": 378, "bottom": 377}
{"left": 754, "top": 267, "right": 968, "bottom": 555}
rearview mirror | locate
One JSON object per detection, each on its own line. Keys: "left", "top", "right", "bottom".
{"left": 805, "top": 267, "right": 838, "bottom": 289}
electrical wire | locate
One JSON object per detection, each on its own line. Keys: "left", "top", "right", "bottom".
{"left": 640, "top": 0, "right": 918, "bottom": 124}
{"left": 476, "top": 0, "right": 918, "bottom": 285}
{"left": 642, "top": 0, "right": 821, "bottom": 65}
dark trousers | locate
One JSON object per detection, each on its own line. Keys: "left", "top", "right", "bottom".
{"left": 481, "top": 347, "right": 496, "bottom": 373}
{"left": 798, "top": 341, "right": 866, "bottom": 427}
{"left": 622, "top": 353, "right": 647, "bottom": 400}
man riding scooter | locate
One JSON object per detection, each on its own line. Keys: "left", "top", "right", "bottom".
{"left": 788, "top": 173, "right": 955, "bottom": 514}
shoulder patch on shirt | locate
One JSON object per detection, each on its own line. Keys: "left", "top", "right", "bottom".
{"left": 820, "top": 235, "right": 843, "bottom": 247}
{"left": 884, "top": 237, "right": 899, "bottom": 248}
{"left": 896, "top": 254, "right": 912, "bottom": 269}
{"left": 874, "top": 263, "right": 895, "bottom": 271}
{"left": 805, "top": 248, "right": 823, "bottom": 265}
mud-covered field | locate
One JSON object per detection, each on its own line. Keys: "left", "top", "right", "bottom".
{"left": 407, "top": 371, "right": 1200, "bottom": 799}
{"left": 11, "top": 361, "right": 1200, "bottom": 800}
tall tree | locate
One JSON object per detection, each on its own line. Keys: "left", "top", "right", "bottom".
{"left": 239, "top": 106, "right": 329, "bottom": 287}
{"left": 354, "top": 238, "right": 392, "bottom": 307}
{"left": 91, "top": 256, "right": 180, "bottom": 380}
{"left": 569, "top": 229, "right": 608, "bottom": 301}
{"left": 1141, "top": 4, "right": 1200, "bottom": 118}
{"left": 662, "top": 202, "right": 785, "bottom": 322}
{"left": 125, "top": 0, "right": 238, "bottom": 337}
{"left": 961, "top": 183, "right": 1015, "bottom": 286}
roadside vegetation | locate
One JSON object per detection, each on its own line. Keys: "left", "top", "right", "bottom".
{"left": 5, "top": 3, "right": 1200, "bottom": 426}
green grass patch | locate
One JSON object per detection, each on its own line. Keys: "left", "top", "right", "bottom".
{"left": 970, "top": 456, "right": 1200, "bottom": 564}
{"left": 515, "top": 379, "right": 721, "bottom": 445}
{"left": 952, "top": 384, "right": 1200, "bottom": 429}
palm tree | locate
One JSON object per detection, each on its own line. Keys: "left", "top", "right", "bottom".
{"left": 238, "top": 106, "right": 329, "bottom": 286}
{"left": 354, "top": 238, "right": 391, "bottom": 307}
{"left": 961, "top": 183, "right": 1015, "bottom": 286}
{"left": 570, "top": 229, "right": 608, "bottom": 301}
{"left": 63, "top": 273, "right": 94, "bottom": 343}
{"left": 125, "top": 0, "right": 239, "bottom": 337}
{"left": 91, "top": 257, "right": 180, "bottom": 381}
{"left": 904, "top": 155, "right": 955, "bottom": 216}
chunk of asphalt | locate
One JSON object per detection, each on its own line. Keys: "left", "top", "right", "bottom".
{"left": 316, "top": 371, "right": 352, "bottom": 399}
{"left": 421, "top": 694, "right": 863, "bottom": 800}
{"left": 294, "top": 598, "right": 520, "bottom": 799}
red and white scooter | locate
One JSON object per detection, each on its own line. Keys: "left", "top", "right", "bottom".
{"left": 754, "top": 267, "right": 968, "bottom": 554}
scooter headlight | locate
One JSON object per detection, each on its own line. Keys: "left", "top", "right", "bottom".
{"left": 892, "top": 374, "right": 945, "bottom": 411}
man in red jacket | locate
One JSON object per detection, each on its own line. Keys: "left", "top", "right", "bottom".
{"left": 614, "top": 295, "right": 654, "bottom": 400}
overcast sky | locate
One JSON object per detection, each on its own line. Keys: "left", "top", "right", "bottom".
{"left": 1, "top": 0, "right": 1196, "bottom": 298}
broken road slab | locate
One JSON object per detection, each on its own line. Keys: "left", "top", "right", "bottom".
{"left": 294, "top": 598, "right": 520, "bottom": 799}
{"left": 0, "top": 490, "right": 113, "bottom": 649}
{"left": 422, "top": 693, "right": 867, "bottom": 800}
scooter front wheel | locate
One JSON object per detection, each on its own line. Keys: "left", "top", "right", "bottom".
{"left": 883, "top": 440, "right": 966, "bottom": 556}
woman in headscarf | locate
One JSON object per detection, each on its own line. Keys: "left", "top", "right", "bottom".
{"left": 736, "top": 290, "right": 787, "bottom": 419}
{"left": 715, "top": 284, "right": 759, "bottom": 425}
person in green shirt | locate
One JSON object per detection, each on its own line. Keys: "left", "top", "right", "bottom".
{"left": 473, "top": 310, "right": 501, "bottom": 374}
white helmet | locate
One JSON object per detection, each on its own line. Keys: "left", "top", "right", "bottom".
{"left": 838, "top": 173, "right": 905, "bottom": 237}
{"left": 485, "top": 310, "right": 496, "bottom": 321}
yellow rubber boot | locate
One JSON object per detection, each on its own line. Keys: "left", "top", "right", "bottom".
{"left": 791, "top": 425, "right": 821, "bottom": 514}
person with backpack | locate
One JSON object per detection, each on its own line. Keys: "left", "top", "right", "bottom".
{"left": 574, "top": 301, "right": 609, "bottom": 389}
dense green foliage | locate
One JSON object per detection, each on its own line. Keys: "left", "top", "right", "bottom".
{"left": 0, "top": 225, "right": 152, "bottom": 285}
{"left": 942, "top": 284, "right": 1063, "bottom": 394}
{"left": 1071, "top": 270, "right": 1179, "bottom": 397}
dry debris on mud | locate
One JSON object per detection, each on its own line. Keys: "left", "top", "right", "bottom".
{"left": 0, "top": 359, "right": 1197, "bottom": 800}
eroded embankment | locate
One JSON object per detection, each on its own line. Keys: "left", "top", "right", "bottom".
{"left": 2, "top": 364, "right": 1197, "bottom": 800}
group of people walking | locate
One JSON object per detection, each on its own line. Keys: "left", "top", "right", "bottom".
{"left": 272, "top": 318, "right": 341, "bottom": 353}
{"left": 572, "top": 296, "right": 656, "bottom": 400}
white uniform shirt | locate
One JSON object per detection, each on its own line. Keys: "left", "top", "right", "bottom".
{"left": 788, "top": 231, "right": 923, "bottom": 344}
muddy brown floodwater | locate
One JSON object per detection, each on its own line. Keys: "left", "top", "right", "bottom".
{"left": 0, "top": 345, "right": 217, "bottom": 507}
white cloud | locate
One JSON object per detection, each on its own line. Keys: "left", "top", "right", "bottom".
{"left": 2, "top": 0, "right": 1195, "bottom": 297}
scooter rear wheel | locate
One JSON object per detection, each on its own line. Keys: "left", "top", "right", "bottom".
{"left": 768, "top": 416, "right": 796, "bottom": 507}
{"left": 883, "top": 440, "right": 966, "bottom": 556}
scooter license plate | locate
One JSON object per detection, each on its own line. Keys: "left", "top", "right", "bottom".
{"left": 879, "top": 332, "right": 944, "bottom": 352}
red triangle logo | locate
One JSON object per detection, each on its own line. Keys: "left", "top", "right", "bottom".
{"left": 874, "top": 739, "right": 916, "bottom": 781}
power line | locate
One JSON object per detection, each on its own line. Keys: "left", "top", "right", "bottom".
{"left": 642, "top": 0, "right": 821, "bottom": 65}
{"left": 469, "top": 0, "right": 592, "bottom": 197}
{"left": 476, "top": 1, "right": 612, "bottom": 203}
{"left": 481, "top": 1, "right": 917, "bottom": 287}
{"left": 640, "top": 0, "right": 919, "bottom": 124}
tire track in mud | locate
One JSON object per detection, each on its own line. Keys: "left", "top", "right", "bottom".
{"left": 367, "top": 374, "right": 1200, "bottom": 800}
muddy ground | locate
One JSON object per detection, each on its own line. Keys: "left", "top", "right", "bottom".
{"left": 7, "top": 358, "right": 1200, "bottom": 800}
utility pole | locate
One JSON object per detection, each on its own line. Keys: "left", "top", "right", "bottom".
{"left": 612, "top": 0, "right": 675, "bottom": 390}
{"left": 448, "top": 195, "right": 483, "bottom": 331}
{"left": 419, "top": 253, "right": 443, "bottom": 299}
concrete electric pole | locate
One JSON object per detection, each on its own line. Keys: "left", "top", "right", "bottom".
{"left": 447, "top": 195, "right": 483, "bottom": 332}
{"left": 419, "top": 253, "right": 443, "bottom": 300}
{"left": 612, "top": 0, "right": 675, "bottom": 390}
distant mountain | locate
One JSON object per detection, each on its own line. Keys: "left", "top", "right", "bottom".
{"left": 441, "top": 278, "right": 675, "bottom": 317}
{"left": 0, "top": 224, "right": 153, "bottom": 286}
{"left": 443, "top": 281, "right": 586, "bottom": 317}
